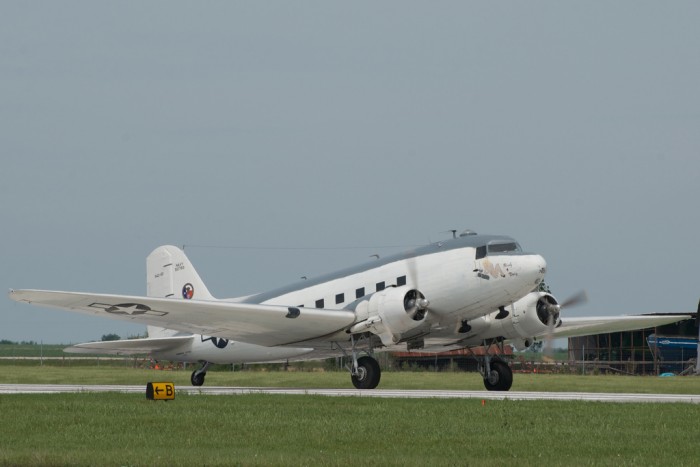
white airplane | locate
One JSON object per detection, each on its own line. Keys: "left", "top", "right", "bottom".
{"left": 9, "top": 231, "right": 690, "bottom": 390}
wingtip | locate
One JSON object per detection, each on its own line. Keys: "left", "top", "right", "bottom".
{"left": 7, "top": 289, "right": 25, "bottom": 302}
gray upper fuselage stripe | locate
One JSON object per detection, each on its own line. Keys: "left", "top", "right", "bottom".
{"left": 240, "top": 234, "right": 528, "bottom": 305}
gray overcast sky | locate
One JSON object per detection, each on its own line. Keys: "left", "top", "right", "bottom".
{"left": 2, "top": 2, "right": 698, "bottom": 343}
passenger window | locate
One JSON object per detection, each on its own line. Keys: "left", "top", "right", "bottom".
{"left": 355, "top": 287, "right": 365, "bottom": 299}
{"left": 376, "top": 281, "right": 385, "bottom": 292}
{"left": 397, "top": 275, "right": 406, "bottom": 286}
{"left": 315, "top": 299, "right": 324, "bottom": 309}
{"left": 335, "top": 293, "right": 344, "bottom": 305}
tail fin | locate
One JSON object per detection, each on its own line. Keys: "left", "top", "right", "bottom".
{"left": 146, "top": 245, "right": 214, "bottom": 338}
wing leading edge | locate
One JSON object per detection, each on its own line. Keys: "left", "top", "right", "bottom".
{"left": 9, "top": 289, "right": 356, "bottom": 347}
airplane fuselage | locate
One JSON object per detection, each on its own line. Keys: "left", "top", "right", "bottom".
{"left": 147, "top": 234, "right": 546, "bottom": 360}
{"left": 237, "top": 234, "right": 546, "bottom": 347}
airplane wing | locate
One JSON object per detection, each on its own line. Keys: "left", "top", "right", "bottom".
{"left": 64, "top": 335, "right": 194, "bottom": 355}
{"left": 9, "top": 289, "right": 356, "bottom": 347}
{"left": 545, "top": 314, "right": 692, "bottom": 340}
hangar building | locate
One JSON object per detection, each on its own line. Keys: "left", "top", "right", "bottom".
{"left": 568, "top": 313, "right": 698, "bottom": 375}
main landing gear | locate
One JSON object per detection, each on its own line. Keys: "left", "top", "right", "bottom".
{"left": 351, "top": 356, "right": 381, "bottom": 389}
{"left": 345, "top": 335, "right": 381, "bottom": 389}
{"left": 191, "top": 361, "right": 211, "bottom": 386}
{"left": 479, "top": 355, "right": 513, "bottom": 391}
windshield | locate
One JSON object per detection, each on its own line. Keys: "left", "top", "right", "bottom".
{"left": 487, "top": 242, "right": 521, "bottom": 254}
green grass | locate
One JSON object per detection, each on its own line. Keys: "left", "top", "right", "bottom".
{"left": 1, "top": 367, "right": 699, "bottom": 465}
{"left": 0, "top": 392, "right": 699, "bottom": 466}
{"left": 0, "top": 343, "right": 68, "bottom": 358}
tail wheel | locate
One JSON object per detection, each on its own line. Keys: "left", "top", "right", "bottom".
{"left": 483, "top": 360, "right": 513, "bottom": 391}
{"left": 351, "top": 356, "right": 381, "bottom": 389}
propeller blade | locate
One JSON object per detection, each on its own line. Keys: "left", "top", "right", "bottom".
{"left": 560, "top": 290, "right": 588, "bottom": 308}
{"left": 542, "top": 314, "right": 556, "bottom": 363}
{"left": 406, "top": 254, "right": 419, "bottom": 290}
{"left": 404, "top": 253, "right": 429, "bottom": 320}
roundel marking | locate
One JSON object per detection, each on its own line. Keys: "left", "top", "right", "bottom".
{"left": 213, "top": 337, "right": 229, "bottom": 349}
{"left": 182, "top": 283, "right": 194, "bottom": 299}
{"left": 201, "top": 336, "right": 230, "bottom": 349}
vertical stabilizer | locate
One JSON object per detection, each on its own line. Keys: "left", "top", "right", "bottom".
{"left": 146, "top": 245, "right": 214, "bottom": 337}
{"left": 147, "top": 245, "right": 214, "bottom": 300}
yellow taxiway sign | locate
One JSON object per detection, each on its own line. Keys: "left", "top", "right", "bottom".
{"left": 146, "top": 382, "right": 175, "bottom": 401}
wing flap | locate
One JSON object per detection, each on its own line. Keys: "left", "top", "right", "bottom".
{"left": 65, "top": 335, "right": 193, "bottom": 355}
{"left": 9, "top": 289, "right": 356, "bottom": 347}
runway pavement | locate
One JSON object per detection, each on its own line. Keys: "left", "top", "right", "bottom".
{"left": 0, "top": 384, "right": 698, "bottom": 403}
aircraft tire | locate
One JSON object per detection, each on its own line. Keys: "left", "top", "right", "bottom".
{"left": 483, "top": 360, "right": 512, "bottom": 391}
{"left": 351, "top": 356, "right": 381, "bottom": 389}
{"left": 191, "top": 370, "right": 206, "bottom": 387}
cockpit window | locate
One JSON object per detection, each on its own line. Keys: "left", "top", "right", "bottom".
{"left": 487, "top": 242, "right": 521, "bottom": 254}
{"left": 475, "top": 245, "right": 487, "bottom": 260}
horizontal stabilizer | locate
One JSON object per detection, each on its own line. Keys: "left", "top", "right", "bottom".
{"left": 65, "top": 335, "right": 193, "bottom": 355}
{"left": 9, "top": 289, "right": 356, "bottom": 347}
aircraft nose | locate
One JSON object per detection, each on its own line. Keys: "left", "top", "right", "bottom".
{"left": 519, "top": 254, "right": 547, "bottom": 286}
{"left": 536, "top": 255, "right": 547, "bottom": 275}
{"left": 502, "top": 253, "right": 548, "bottom": 298}
{"left": 532, "top": 254, "right": 547, "bottom": 283}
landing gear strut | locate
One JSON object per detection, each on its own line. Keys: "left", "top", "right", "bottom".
{"left": 480, "top": 355, "right": 512, "bottom": 391}
{"left": 191, "top": 361, "right": 211, "bottom": 386}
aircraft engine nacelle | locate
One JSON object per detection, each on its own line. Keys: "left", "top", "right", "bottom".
{"left": 351, "top": 286, "right": 430, "bottom": 347}
{"left": 459, "top": 292, "right": 559, "bottom": 347}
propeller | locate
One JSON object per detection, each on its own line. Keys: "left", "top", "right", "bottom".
{"left": 404, "top": 289, "right": 429, "bottom": 320}
{"left": 541, "top": 290, "right": 588, "bottom": 362}
{"left": 404, "top": 250, "right": 429, "bottom": 320}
